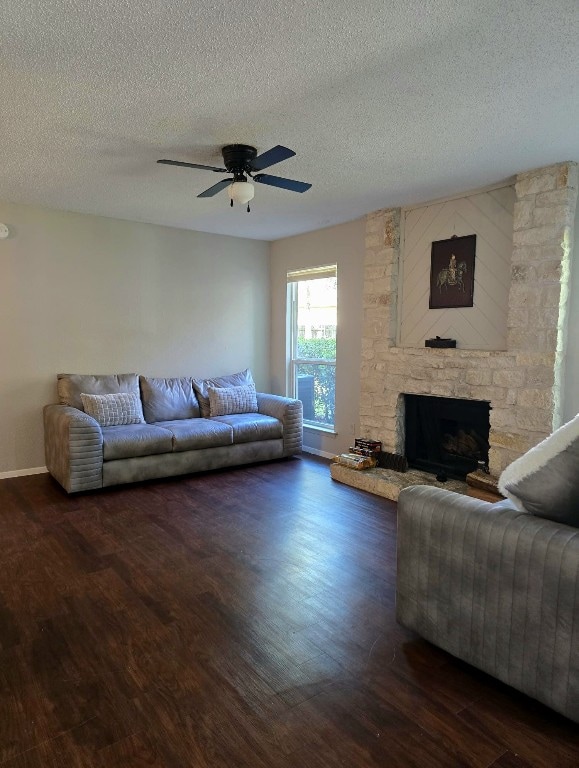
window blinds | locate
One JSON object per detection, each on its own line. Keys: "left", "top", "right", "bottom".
{"left": 287, "top": 265, "right": 337, "bottom": 282}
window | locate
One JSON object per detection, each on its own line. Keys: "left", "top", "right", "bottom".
{"left": 287, "top": 265, "right": 337, "bottom": 429}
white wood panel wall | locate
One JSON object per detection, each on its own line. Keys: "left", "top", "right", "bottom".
{"left": 399, "top": 185, "right": 515, "bottom": 350}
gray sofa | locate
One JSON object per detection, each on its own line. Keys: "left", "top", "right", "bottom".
{"left": 396, "top": 486, "right": 579, "bottom": 723}
{"left": 43, "top": 372, "right": 303, "bottom": 493}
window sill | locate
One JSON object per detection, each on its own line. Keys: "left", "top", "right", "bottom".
{"left": 303, "top": 423, "right": 338, "bottom": 436}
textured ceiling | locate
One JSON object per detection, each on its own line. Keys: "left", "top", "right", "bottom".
{"left": 1, "top": 0, "right": 578, "bottom": 240}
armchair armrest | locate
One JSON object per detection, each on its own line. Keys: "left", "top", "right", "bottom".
{"left": 256, "top": 393, "right": 303, "bottom": 456}
{"left": 43, "top": 404, "right": 104, "bottom": 493}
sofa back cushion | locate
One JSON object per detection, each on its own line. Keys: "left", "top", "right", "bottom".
{"left": 58, "top": 373, "right": 140, "bottom": 411}
{"left": 192, "top": 368, "right": 255, "bottom": 417}
{"left": 139, "top": 376, "right": 200, "bottom": 423}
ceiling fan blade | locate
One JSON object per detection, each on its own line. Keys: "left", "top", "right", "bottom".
{"left": 251, "top": 145, "right": 296, "bottom": 171}
{"left": 197, "top": 178, "right": 232, "bottom": 198}
{"left": 157, "top": 159, "right": 226, "bottom": 173}
{"left": 253, "top": 173, "right": 311, "bottom": 193}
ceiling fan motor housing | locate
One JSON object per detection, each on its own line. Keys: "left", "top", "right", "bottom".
{"left": 222, "top": 144, "right": 257, "bottom": 179}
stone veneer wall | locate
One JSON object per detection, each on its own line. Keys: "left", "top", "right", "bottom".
{"left": 359, "top": 162, "right": 578, "bottom": 477}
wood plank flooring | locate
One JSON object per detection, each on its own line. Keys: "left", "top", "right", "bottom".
{"left": 0, "top": 455, "right": 578, "bottom": 767}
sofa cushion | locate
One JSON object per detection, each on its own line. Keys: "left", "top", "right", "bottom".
{"left": 498, "top": 413, "right": 579, "bottom": 526}
{"left": 58, "top": 373, "right": 140, "bottom": 411}
{"left": 211, "top": 413, "right": 283, "bottom": 444}
{"left": 101, "top": 423, "right": 174, "bottom": 461}
{"left": 80, "top": 392, "right": 145, "bottom": 427}
{"left": 208, "top": 384, "right": 258, "bottom": 417}
{"left": 155, "top": 419, "right": 233, "bottom": 451}
{"left": 140, "top": 376, "right": 200, "bottom": 423}
{"left": 192, "top": 369, "right": 255, "bottom": 417}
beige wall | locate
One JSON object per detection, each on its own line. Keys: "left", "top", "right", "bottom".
{"left": 270, "top": 218, "right": 365, "bottom": 457}
{"left": 0, "top": 201, "right": 270, "bottom": 473}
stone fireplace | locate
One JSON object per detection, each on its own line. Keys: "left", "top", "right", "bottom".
{"left": 359, "top": 162, "right": 578, "bottom": 479}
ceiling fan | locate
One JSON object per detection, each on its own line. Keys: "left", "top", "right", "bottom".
{"left": 157, "top": 144, "right": 311, "bottom": 212}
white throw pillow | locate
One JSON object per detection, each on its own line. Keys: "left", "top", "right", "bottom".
{"left": 208, "top": 384, "right": 258, "bottom": 417}
{"left": 192, "top": 368, "right": 255, "bottom": 417}
{"left": 80, "top": 392, "right": 145, "bottom": 427}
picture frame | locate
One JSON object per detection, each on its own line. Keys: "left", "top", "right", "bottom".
{"left": 429, "top": 234, "right": 476, "bottom": 309}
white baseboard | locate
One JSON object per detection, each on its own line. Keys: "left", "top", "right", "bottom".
{"left": 302, "top": 446, "right": 335, "bottom": 460}
{"left": 0, "top": 466, "right": 48, "bottom": 480}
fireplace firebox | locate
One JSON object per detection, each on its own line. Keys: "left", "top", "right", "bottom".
{"left": 404, "top": 394, "right": 490, "bottom": 480}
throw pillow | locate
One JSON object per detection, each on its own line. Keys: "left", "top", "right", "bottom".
{"left": 208, "top": 384, "right": 258, "bottom": 417}
{"left": 80, "top": 392, "right": 145, "bottom": 427}
{"left": 192, "top": 368, "right": 255, "bottom": 417}
{"left": 498, "top": 413, "right": 579, "bottom": 526}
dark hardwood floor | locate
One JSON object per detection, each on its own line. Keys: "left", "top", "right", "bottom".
{"left": 0, "top": 455, "right": 578, "bottom": 767}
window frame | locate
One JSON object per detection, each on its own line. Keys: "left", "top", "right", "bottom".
{"left": 287, "top": 265, "right": 337, "bottom": 431}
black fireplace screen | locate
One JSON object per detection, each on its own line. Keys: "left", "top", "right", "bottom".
{"left": 404, "top": 394, "right": 490, "bottom": 480}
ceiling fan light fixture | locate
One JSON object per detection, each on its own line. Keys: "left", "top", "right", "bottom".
{"left": 228, "top": 180, "right": 255, "bottom": 205}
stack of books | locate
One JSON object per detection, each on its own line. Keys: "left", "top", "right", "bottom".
{"left": 350, "top": 438, "right": 382, "bottom": 458}
{"left": 332, "top": 438, "right": 383, "bottom": 470}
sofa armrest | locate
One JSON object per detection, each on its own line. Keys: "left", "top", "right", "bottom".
{"left": 256, "top": 393, "right": 303, "bottom": 456}
{"left": 396, "top": 485, "right": 579, "bottom": 722}
{"left": 43, "top": 404, "right": 104, "bottom": 493}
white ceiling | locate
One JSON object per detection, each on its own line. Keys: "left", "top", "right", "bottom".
{"left": 1, "top": 0, "right": 578, "bottom": 241}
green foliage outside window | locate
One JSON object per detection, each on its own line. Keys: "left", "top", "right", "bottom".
{"left": 296, "top": 337, "right": 336, "bottom": 360}
{"left": 296, "top": 338, "right": 336, "bottom": 425}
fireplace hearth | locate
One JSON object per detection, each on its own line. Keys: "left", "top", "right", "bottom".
{"left": 404, "top": 394, "right": 490, "bottom": 480}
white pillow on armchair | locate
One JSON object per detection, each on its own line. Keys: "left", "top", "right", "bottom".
{"left": 498, "top": 413, "right": 579, "bottom": 526}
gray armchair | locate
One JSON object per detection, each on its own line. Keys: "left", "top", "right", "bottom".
{"left": 396, "top": 485, "right": 579, "bottom": 723}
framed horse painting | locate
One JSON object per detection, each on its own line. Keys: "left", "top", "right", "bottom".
{"left": 429, "top": 234, "right": 476, "bottom": 309}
